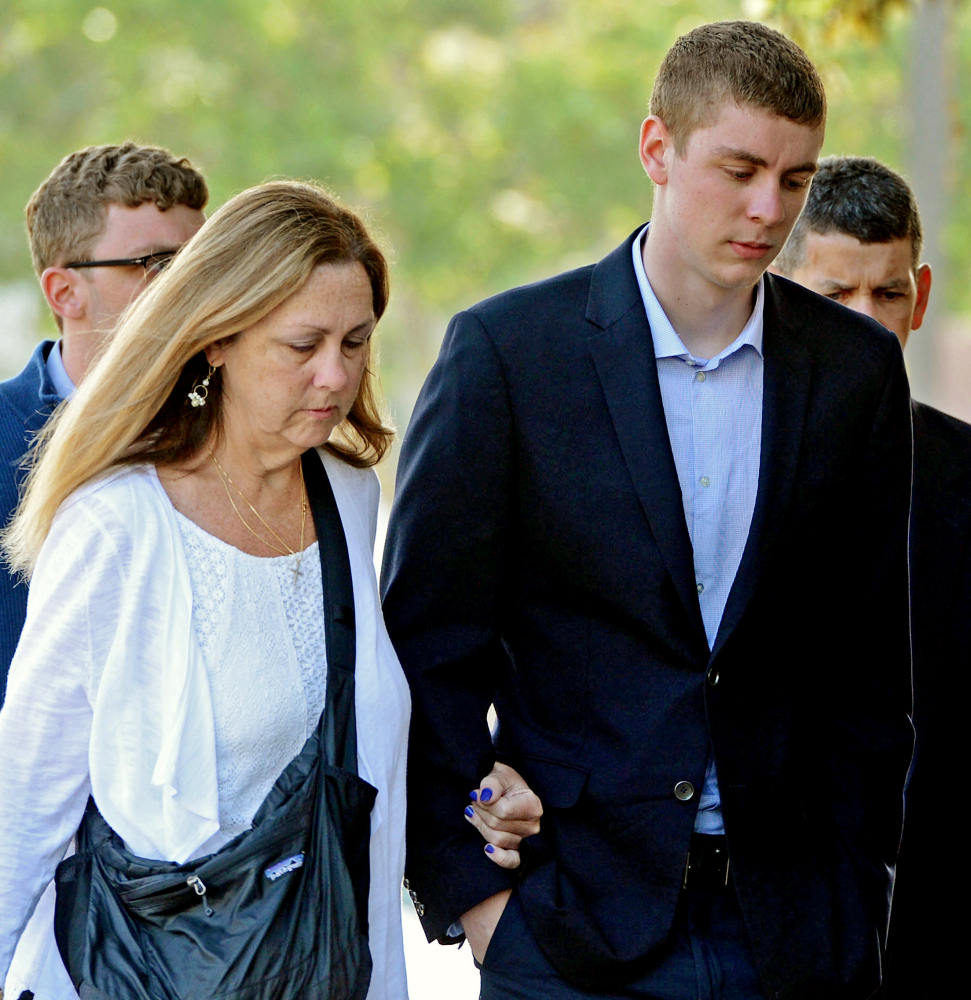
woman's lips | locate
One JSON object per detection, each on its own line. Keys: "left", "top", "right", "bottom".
{"left": 729, "top": 241, "right": 772, "bottom": 260}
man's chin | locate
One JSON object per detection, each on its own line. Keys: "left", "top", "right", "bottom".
{"left": 707, "top": 262, "right": 770, "bottom": 292}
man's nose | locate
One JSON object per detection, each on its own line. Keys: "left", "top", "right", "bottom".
{"left": 747, "top": 182, "right": 785, "bottom": 228}
{"left": 848, "top": 293, "right": 878, "bottom": 321}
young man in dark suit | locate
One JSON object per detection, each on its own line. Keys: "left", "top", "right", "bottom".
{"left": 775, "top": 156, "right": 968, "bottom": 1000}
{"left": 383, "top": 22, "right": 913, "bottom": 1000}
{"left": 0, "top": 143, "right": 207, "bottom": 702}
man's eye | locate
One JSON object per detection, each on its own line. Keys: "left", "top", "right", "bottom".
{"left": 144, "top": 256, "right": 173, "bottom": 277}
{"left": 785, "top": 177, "right": 811, "bottom": 190}
{"left": 726, "top": 169, "right": 752, "bottom": 181}
{"left": 880, "top": 292, "right": 903, "bottom": 301}
{"left": 290, "top": 343, "right": 316, "bottom": 353}
{"left": 826, "top": 291, "right": 846, "bottom": 301}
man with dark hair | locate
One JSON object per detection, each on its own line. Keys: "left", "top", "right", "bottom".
{"left": 775, "top": 155, "right": 968, "bottom": 1000}
{"left": 774, "top": 156, "right": 930, "bottom": 340}
{"left": 0, "top": 143, "right": 207, "bottom": 701}
{"left": 384, "top": 20, "right": 912, "bottom": 1000}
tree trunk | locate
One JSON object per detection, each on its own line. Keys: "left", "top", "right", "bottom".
{"left": 906, "top": 0, "right": 952, "bottom": 405}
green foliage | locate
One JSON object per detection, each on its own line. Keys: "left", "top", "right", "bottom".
{"left": 757, "top": 0, "right": 911, "bottom": 44}
{"left": 0, "top": 0, "right": 693, "bottom": 304}
{"left": 2, "top": 0, "right": 970, "bottom": 400}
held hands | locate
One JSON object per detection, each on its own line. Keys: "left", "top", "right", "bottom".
{"left": 464, "top": 761, "right": 543, "bottom": 869}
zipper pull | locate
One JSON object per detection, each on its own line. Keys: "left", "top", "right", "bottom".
{"left": 186, "top": 875, "right": 214, "bottom": 917}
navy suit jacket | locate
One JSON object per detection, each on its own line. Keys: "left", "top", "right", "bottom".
{"left": 883, "top": 401, "right": 971, "bottom": 998}
{"left": 0, "top": 341, "right": 60, "bottom": 702}
{"left": 382, "top": 232, "right": 914, "bottom": 1000}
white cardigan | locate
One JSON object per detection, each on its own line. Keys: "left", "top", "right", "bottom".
{"left": 0, "top": 451, "right": 410, "bottom": 1000}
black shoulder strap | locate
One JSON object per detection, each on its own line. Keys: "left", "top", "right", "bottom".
{"left": 302, "top": 449, "right": 358, "bottom": 773}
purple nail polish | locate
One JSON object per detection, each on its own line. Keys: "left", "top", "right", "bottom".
{"left": 464, "top": 805, "right": 474, "bottom": 817}
{"left": 469, "top": 790, "right": 478, "bottom": 801}
{"left": 480, "top": 788, "right": 493, "bottom": 803}
{"left": 485, "top": 844, "right": 495, "bottom": 854}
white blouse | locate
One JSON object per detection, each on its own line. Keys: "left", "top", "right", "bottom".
{"left": 0, "top": 452, "right": 410, "bottom": 1000}
{"left": 175, "top": 513, "right": 328, "bottom": 842}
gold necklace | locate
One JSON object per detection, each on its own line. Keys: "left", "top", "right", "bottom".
{"left": 208, "top": 449, "right": 308, "bottom": 581}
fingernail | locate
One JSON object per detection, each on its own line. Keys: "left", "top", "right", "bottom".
{"left": 464, "top": 805, "right": 474, "bottom": 818}
{"left": 485, "top": 844, "right": 495, "bottom": 854}
{"left": 469, "top": 790, "right": 478, "bottom": 801}
{"left": 480, "top": 788, "right": 493, "bottom": 802}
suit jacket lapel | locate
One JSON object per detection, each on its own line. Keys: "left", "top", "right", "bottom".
{"left": 711, "top": 275, "right": 813, "bottom": 659}
{"left": 586, "top": 234, "right": 707, "bottom": 640}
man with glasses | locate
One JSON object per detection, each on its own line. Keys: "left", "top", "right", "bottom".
{"left": 0, "top": 143, "right": 207, "bottom": 702}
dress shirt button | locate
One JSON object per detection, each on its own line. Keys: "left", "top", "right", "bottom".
{"left": 415, "top": 901, "right": 425, "bottom": 916}
{"left": 696, "top": 582, "right": 704, "bottom": 594}
{"left": 700, "top": 475, "right": 710, "bottom": 488}
{"left": 674, "top": 780, "right": 695, "bottom": 801}
{"left": 707, "top": 667, "right": 720, "bottom": 686}
{"left": 695, "top": 371, "right": 706, "bottom": 383}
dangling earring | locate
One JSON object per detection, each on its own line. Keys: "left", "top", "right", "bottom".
{"left": 188, "top": 365, "right": 216, "bottom": 408}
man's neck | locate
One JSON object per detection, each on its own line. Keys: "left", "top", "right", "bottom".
{"left": 642, "top": 228, "right": 759, "bottom": 360}
{"left": 58, "top": 328, "right": 101, "bottom": 387}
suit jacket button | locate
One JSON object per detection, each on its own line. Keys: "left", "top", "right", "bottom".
{"left": 415, "top": 901, "right": 426, "bottom": 916}
{"left": 674, "top": 780, "right": 695, "bottom": 801}
{"left": 403, "top": 878, "right": 410, "bottom": 890}
{"left": 707, "top": 667, "right": 719, "bottom": 686}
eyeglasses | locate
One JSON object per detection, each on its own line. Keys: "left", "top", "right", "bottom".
{"left": 65, "top": 250, "right": 179, "bottom": 277}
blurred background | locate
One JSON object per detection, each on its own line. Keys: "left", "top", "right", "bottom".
{"left": 1, "top": 1, "right": 968, "bottom": 995}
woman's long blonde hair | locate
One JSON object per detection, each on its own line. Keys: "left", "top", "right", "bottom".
{"left": 3, "top": 180, "right": 393, "bottom": 576}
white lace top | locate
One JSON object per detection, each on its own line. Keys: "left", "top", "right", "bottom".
{"left": 174, "top": 513, "right": 326, "bottom": 840}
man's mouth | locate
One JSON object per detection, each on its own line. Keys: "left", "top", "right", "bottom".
{"left": 729, "top": 241, "right": 773, "bottom": 260}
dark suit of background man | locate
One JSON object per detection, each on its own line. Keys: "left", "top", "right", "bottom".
{"left": 383, "top": 21, "right": 913, "bottom": 1000}
{"left": 0, "top": 144, "right": 207, "bottom": 703}
{"left": 774, "top": 156, "right": 969, "bottom": 1000}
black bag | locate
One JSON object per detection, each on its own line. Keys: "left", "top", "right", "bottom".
{"left": 52, "top": 450, "right": 377, "bottom": 1000}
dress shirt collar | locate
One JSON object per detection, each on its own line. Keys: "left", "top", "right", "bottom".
{"left": 632, "top": 224, "right": 764, "bottom": 367}
{"left": 45, "top": 339, "right": 76, "bottom": 400}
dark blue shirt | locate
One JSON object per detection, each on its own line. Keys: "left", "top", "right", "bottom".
{"left": 0, "top": 341, "right": 61, "bottom": 703}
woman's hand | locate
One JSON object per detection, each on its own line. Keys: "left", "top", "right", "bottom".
{"left": 464, "top": 762, "right": 542, "bottom": 869}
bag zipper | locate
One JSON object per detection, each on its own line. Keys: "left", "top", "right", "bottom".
{"left": 186, "top": 875, "right": 214, "bottom": 917}
{"left": 116, "top": 820, "right": 311, "bottom": 904}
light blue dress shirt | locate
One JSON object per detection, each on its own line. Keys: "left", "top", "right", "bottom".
{"left": 632, "top": 226, "right": 764, "bottom": 835}
{"left": 45, "top": 340, "right": 76, "bottom": 400}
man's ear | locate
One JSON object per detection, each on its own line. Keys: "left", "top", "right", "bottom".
{"left": 40, "top": 267, "right": 88, "bottom": 324}
{"left": 639, "top": 115, "right": 673, "bottom": 185}
{"left": 910, "top": 263, "right": 932, "bottom": 331}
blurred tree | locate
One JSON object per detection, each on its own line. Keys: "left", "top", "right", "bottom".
{"left": 761, "top": 0, "right": 966, "bottom": 401}
{"left": 763, "top": 0, "right": 911, "bottom": 42}
{"left": 1, "top": 1, "right": 969, "bottom": 417}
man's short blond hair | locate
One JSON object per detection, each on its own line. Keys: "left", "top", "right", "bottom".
{"left": 25, "top": 142, "right": 208, "bottom": 275}
{"left": 650, "top": 21, "right": 827, "bottom": 153}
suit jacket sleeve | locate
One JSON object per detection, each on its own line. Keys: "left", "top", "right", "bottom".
{"left": 382, "top": 309, "right": 518, "bottom": 939}
{"left": 823, "top": 335, "right": 914, "bottom": 914}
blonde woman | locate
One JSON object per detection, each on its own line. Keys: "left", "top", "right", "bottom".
{"left": 0, "top": 181, "right": 537, "bottom": 1000}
